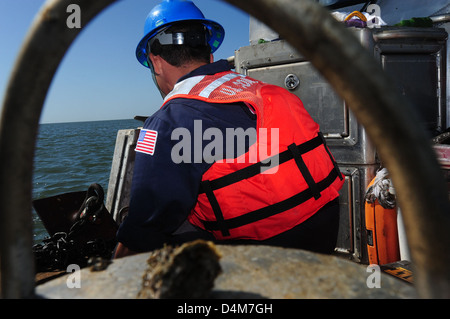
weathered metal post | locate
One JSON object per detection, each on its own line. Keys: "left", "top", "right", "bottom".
{"left": 224, "top": 0, "right": 450, "bottom": 298}
{"left": 0, "top": 0, "right": 117, "bottom": 298}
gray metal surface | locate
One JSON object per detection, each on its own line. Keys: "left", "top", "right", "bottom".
{"left": 105, "top": 129, "right": 139, "bottom": 222}
{"left": 36, "top": 245, "right": 417, "bottom": 299}
{"left": 337, "top": 164, "right": 378, "bottom": 262}
{"left": 371, "top": 27, "right": 448, "bottom": 135}
{"left": 431, "top": 12, "right": 450, "bottom": 125}
{"left": 235, "top": 41, "right": 378, "bottom": 165}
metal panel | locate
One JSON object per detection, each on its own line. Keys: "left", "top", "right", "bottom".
{"left": 336, "top": 164, "right": 378, "bottom": 263}
{"left": 431, "top": 14, "right": 450, "bottom": 127}
{"left": 106, "top": 129, "right": 139, "bottom": 222}
{"left": 235, "top": 39, "right": 378, "bottom": 165}
{"left": 335, "top": 168, "right": 355, "bottom": 256}
{"left": 372, "top": 27, "right": 448, "bottom": 135}
{"left": 235, "top": 40, "right": 304, "bottom": 70}
{"left": 247, "top": 62, "right": 346, "bottom": 137}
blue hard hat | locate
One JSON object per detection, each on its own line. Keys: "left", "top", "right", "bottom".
{"left": 136, "top": 0, "right": 225, "bottom": 68}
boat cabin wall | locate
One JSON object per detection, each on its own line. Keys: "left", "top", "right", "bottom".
{"left": 238, "top": 1, "right": 449, "bottom": 263}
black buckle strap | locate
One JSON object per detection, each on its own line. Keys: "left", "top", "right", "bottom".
{"left": 197, "top": 132, "right": 343, "bottom": 237}
{"left": 198, "top": 134, "right": 324, "bottom": 194}
{"left": 201, "top": 180, "right": 230, "bottom": 237}
{"left": 201, "top": 168, "right": 341, "bottom": 233}
{"left": 288, "top": 143, "right": 321, "bottom": 200}
{"left": 319, "top": 132, "right": 343, "bottom": 181}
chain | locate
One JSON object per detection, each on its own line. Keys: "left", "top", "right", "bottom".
{"left": 33, "top": 184, "right": 117, "bottom": 272}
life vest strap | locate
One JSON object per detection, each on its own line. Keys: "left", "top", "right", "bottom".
{"left": 197, "top": 132, "right": 343, "bottom": 237}
{"left": 288, "top": 143, "right": 321, "bottom": 200}
{"left": 318, "top": 131, "right": 344, "bottom": 181}
{"left": 201, "top": 168, "right": 341, "bottom": 233}
{"left": 201, "top": 180, "right": 230, "bottom": 237}
{"left": 198, "top": 133, "right": 324, "bottom": 194}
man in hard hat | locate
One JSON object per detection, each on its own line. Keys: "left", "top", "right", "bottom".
{"left": 114, "top": 0, "right": 344, "bottom": 258}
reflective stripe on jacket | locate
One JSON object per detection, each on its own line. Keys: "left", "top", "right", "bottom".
{"left": 163, "top": 71, "right": 345, "bottom": 240}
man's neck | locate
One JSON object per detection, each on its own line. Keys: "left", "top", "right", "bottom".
{"left": 176, "top": 61, "right": 209, "bottom": 82}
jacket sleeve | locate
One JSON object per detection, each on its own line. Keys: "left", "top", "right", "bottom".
{"left": 116, "top": 98, "right": 256, "bottom": 252}
{"left": 116, "top": 113, "right": 208, "bottom": 252}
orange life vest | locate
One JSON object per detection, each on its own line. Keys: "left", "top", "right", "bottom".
{"left": 163, "top": 71, "right": 344, "bottom": 240}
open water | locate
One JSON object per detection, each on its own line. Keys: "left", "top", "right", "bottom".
{"left": 32, "top": 118, "right": 141, "bottom": 243}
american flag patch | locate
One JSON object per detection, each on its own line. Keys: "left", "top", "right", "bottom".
{"left": 135, "top": 129, "right": 158, "bottom": 155}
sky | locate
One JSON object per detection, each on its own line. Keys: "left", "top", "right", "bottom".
{"left": 0, "top": 0, "right": 250, "bottom": 123}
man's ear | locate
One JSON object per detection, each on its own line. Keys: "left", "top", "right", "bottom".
{"left": 210, "top": 54, "right": 214, "bottom": 63}
{"left": 149, "top": 53, "right": 162, "bottom": 75}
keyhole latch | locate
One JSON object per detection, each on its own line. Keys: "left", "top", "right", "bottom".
{"left": 285, "top": 74, "right": 300, "bottom": 90}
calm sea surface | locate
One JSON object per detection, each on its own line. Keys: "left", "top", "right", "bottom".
{"left": 32, "top": 118, "right": 141, "bottom": 243}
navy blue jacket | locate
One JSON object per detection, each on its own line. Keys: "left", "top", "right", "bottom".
{"left": 116, "top": 60, "right": 256, "bottom": 252}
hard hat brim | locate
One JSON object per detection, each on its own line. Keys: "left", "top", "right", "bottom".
{"left": 136, "top": 19, "right": 225, "bottom": 68}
